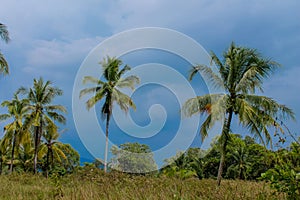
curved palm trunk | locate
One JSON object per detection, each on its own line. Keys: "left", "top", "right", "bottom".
{"left": 104, "top": 113, "right": 110, "bottom": 173}
{"left": 217, "top": 108, "right": 233, "bottom": 186}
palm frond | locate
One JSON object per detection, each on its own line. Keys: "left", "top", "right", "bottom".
{"left": 117, "top": 64, "right": 131, "bottom": 78}
{"left": 244, "top": 94, "right": 295, "bottom": 121}
{"left": 46, "top": 112, "right": 66, "bottom": 124}
{"left": 43, "top": 115, "right": 58, "bottom": 129}
{"left": 45, "top": 105, "right": 67, "bottom": 113}
{"left": 182, "top": 95, "right": 210, "bottom": 117}
{"left": 235, "top": 65, "right": 262, "bottom": 93}
{"left": 116, "top": 75, "right": 140, "bottom": 89}
{"left": 0, "top": 52, "right": 9, "bottom": 75}
{"left": 112, "top": 88, "right": 136, "bottom": 113}
{"left": 37, "top": 144, "right": 47, "bottom": 159}
{"left": 235, "top": 97, "right": 272, "bottom": 146}
{"left": 182, "top": 94, "right": 225, "bottom": 117}
{"left": 42, "top": 87, "right": 63, "bottom": 105}
{"left": 52, "top": 146, "right": 67, "bottom": 163}
{"left": 79, "top": 86, "right": 101, "bottom": 98}
{"left": 16, "top": 86, "right": 28, "bottom": 95}
{"left": 199, "top": 115, "right": 212, "bottom": 141}
{"left": 82, "top": 76, "right": 105, "bottom": 85}
{"left": 210, "top": 94, "right": 228, "bottom": 121}
{"left": 0, "top": 113, "right": 10, "bottom": 121}
{"left": 189, "top": 65, "right": 224, "bottom": 90}
{"left": 19, "top": 130, "right": 32, "bottom": 146}
{"left": 86, "top": 87, "right": 107, "bottom": 110}
{"left": 101, "top": 56, "right": 122, "bottom": 81}
{"left": 210, "top": 51, "right": 224, "bottom": 70}
{"left": 0, "top": 23, "right": 10, "bottom": 43}
{"left": 22, "top": 112, "right": 36, "bottom": 130}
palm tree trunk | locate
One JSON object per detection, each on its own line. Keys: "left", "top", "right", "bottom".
{"left": 34, "top": 118, "right": 43, "bottom": 174}
{"left": 50, "top": 148, "right": 54, "bottom": 171}
{"left": 0, "top": 158, "right": 2, "bottom": 175}
{"left": 33, "top": 127, "right": 39, "bottom": 174}
{"left": 217, "top": 108, "right": 233, "bottom": 186}
{"left": 34, "top": 122, "right": 42, "bottom": 174}
{"left": 239, "top": 167, "right": 243, "bottom": 180}
{"left": 238, "top": 160, "right": 244, "bottom": 180}
{"left": 104, "top": 113, "right": 110, "bottom": 173}
{"left": 46, "top": 147, "right": 50, "bottom": 178}
{"left": 217, "top": 150, "right": 225, "bottom": 186}
{"left": 10, "top": 133, "right": 16, "bottom": 173}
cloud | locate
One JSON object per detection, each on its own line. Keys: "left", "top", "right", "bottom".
{"left": 1, "top": 0, "right": 299, "bottom": 159}
{"left": 103, "top": 0, "right": 299, "bottom": 33}
{"left": 0, "top": 1, "right": 110, "bottom": 39}
{"left": 264, "top": 66, "right": 300, "bottom": 105}
{"left": 24, "top": 37, "right": 104, "bottom": 70}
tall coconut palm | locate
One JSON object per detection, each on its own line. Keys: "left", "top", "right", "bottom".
{"left": 0, "top": 94, "right": 30, "bottom": 173}
{"left": 0, "top": 23, "right": 10, "bottom": 75}
{"left": 18, "top": 77, "right": 66, "bottom": 174}
{"left": 182, "top": 42, "right": 295, "bottom": 186}
{"left": 80, "top": 56, "right": 139, "bottom": 172}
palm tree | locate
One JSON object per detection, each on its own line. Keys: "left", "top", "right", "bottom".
{"left": 162, "top": 151, "right": 197, "bottom": 179}
{"left": 38, "top": 126, "right": 67, "bottom": 177}
{"left": 17, "top": 131, "right": 34, "bottom": 172}
{"left": 80, "top": 56, "right": 139, "bottom": 172}
{"left": 0, "top": 94, "right": 30, "bottom": 173}
{"left": 0, "top": 23, "right": 10, "bottom": 75}
{"left": 0, "top": 139, "right": 9, "bottom": 174}
{"left": 182, "top": 42, "right": 295, "bottom": 186}
{"left": 227, "top": 144, "right": 251, "bottom": 180}
{"left": 18, "top": 77, "right": 66, "bottom": 174}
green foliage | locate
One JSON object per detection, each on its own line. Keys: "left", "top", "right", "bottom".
{"left": 0, "top": 80, "right": 78, "bottom": 176}
{"left": 261, "top": 165, "right": 299, "bottom": 200}
{"left": 162, "top": 149, "right": 205, "bottom": 179}
{"left": 160, "top": 133, "right": 299, "bottom": 186}
{"left": 261, "top": 142, "right": 300, "bottom": 200}
{"left": 50, "top": 173, "right": 64, "bottom": 199}
{"left": 202, "top": 149, "right": 220, "bottom": 178}
{"left": 39, "top": 142, "right": 80, "bottom": 177}
{"left": 110, "top": 142, "right": 157, "bottom": 174}
{"left": 225, "top": 134, "right": 251, "bottom": 180}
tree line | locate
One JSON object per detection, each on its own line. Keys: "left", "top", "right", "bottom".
{"left": 0, "top": 78, "right": 80, "bottom": 176}
{"left": 90, "top": 134, "right": 299, "bottom": 199}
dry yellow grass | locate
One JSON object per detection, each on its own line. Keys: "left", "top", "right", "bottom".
{"left": 0, "top": 168, "right": 286, "bottom": 200}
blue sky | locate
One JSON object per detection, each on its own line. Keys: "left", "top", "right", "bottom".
{"left": 1, "top": 0, "right": 300, "bottom": 165}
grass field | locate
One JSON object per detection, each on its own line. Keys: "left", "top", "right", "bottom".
{"left": 0, "top": 167, "right": 285, "bottom": 200}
